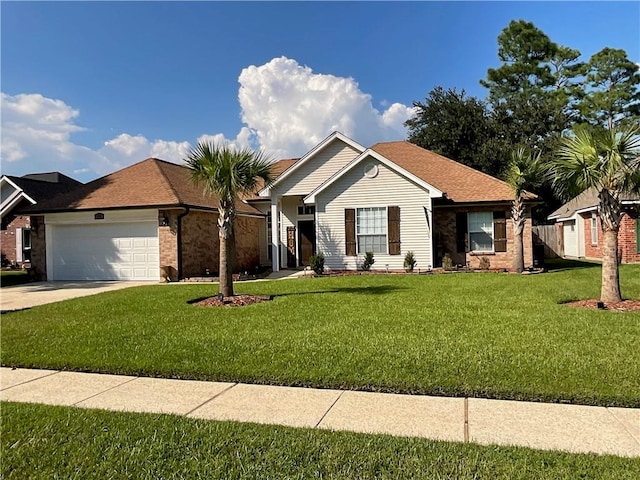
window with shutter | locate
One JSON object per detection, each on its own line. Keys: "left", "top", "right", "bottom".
{"left": 387, "top": 206, "right": 400, "bottom": 255}
{"left": 468, "top": 212, "right": 493, "bottom": 252}
{"left": 356, "top": 207, "right": 387, "bottom": 254}
{"left": 345, "top": 209, "right": 356, "bottom": 256}
{"left": 493, "top": 211, "right": 507, "bottom": 252}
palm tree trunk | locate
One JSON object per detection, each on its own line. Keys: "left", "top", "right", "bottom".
{"left": 601, "top": 228, "right": 621, "bottom": 304}
{"left": 599, "top": 190, "right": 623, "bottom": 304}
{"left": 218, "top": 203, "right": 235, "bottom": 297}
{"left": 511, "top": 198, "right": 525, "bottom": 273}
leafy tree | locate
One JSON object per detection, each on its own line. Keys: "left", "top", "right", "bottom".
{"left": 406, "top": 87, "right": 503, "bottom": 175}
{"left": 505, "top": 147, "right": 543, "bottom": 273}
{"left": 186, "top": 141, "right": 273, "bottom": 297}
{"left": 549, "top": 125, "right": 640, "bottom": 303}
{"left": 576, "top": 47, "right": 640, "bottom": 129}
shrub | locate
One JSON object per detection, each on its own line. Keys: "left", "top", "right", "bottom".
{"left": 309, "top": 252, "right": 325, "bottom": 275}
{"left": 404, "top": 251, "right": 417, "bottom": 272}
{"left": 362, "top": 251, "right": 375, "bottom": 271}
{"left": 479, "top": 256, "right": 491, "bottom": 270}
{"left": 442, "top": 253, "right": 453, "bottom": 271}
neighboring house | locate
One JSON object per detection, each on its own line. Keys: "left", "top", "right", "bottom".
{"left": 22, "top": 131, "right": 536, "bottom": 281}
{"left": 249, "top": 132, "right": 536, "bottom": 272}
{"left": 1, "top": 172, "right": 82, "bottom": 267}
{"left": 21, "top": 159, "right": 266, "bottom": 281}
{"left": 548, "top": 187, "right": 640, "bottom": 264}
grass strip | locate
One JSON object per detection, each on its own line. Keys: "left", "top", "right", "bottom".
{"left": 2, "top": 402, "right": 639, "bottom": 479}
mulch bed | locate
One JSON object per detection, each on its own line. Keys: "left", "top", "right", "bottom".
{"left": 193, "top": 294, "right": 272, "bottom": 307}
{"left": 565, "top": 299, "right": 640, "bottom": 312}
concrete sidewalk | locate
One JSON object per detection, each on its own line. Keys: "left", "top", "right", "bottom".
{"left": 0, "top": 281, "right": 151, "bottom": 312}
{"left": 1, "top": 367, "right": 638, "bottom": 458}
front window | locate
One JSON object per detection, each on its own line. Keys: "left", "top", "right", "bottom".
{"left": 297, "top": 205, "right": 315, "bottom": 216}
{"left": 468, "top": 212, "right": 493, "bottom": 252}
{"left": 590, "top": 214, "right": 598, "bottom": 245}
{"left": 357, "top": 207, "right": 387, "bottom": 254}
{"left": 22, "top": 228, "right": 32, "bottom": 262}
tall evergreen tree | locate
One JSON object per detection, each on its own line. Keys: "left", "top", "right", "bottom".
{"left": 576, "top": 47, "right": 640, "bottom": 129}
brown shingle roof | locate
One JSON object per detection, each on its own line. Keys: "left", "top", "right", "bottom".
{"left": 370, "top": 141, "right": 532, "bottom": 203}
{"left": 22, "top": 158, "right": 262, "bottom": 215}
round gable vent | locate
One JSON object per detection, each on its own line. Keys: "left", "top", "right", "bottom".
{"left": 364, "top": 163, "right": 379, "bottom": 178}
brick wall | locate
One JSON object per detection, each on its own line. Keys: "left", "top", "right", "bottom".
{"left": 179, "top": 210, "right": 262, "bottom": 278}
{"left": 1, "top": 216, "right": 30, "bottom": 265}
{"left": 158, "top": 209, "right": 181, "bottom": 280}
{"left": 433, "top": 205, "right": 533, "bottom": 271}
{"left": 29, "top": 216, "right": 46, "bottom": 279}
{"left": 583, "top": 209, "right": 639, "bottom": 264}
{"left": 234, "top": 215, "right": 262, "bottom": 273}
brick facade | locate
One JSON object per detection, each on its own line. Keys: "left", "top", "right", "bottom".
{"left": 159, "top": 209, "right": 263, "bottom": 279}
{"left": 29, "top": 216, "right": 46, "bottom": 279}
{"left": 582, "top": 209, "right": 639, "bottom": 264}
{"left": 1, "top": 216, "right": 30, "bottom": 265}
{"left": 433, "top": 205, "right": 533, "bottom": 270}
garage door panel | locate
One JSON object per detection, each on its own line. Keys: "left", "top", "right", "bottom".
{"left": 51, "top": 222, "right": 159, "bottom": 281}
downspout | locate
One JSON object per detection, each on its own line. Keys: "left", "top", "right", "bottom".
{"left": 177, "top": 207, "right": 190, "bottom": 280}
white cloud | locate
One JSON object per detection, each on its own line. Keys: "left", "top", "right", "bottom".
{"left": 237, "top": 57, "right": 411, "bottom": 158}
{"left": 1, "top": 57, "right": 413, "bottom": 181}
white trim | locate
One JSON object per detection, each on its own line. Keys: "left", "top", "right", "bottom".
{"left": 590, "top": 213, "right": 598, "bottom": 246}
{"left": 15, "top": 227, "right": 23, "bottom": 263}
{"left": 258, "top": 131, "right": 366, "bottom": 197}
{"left": 304, "top": 149, "right": 444, "bottom": 204}
{"left": 270, "top": 200, "right": 280, "bottom": 271}
{"left": 0, "top": 176, "right": 37, "bottom": 219}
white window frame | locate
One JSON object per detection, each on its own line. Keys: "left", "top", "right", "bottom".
{"left": 356, "top": 206, "right": 387, "bottom": 255}
{"left": 590, "top": 213, "right": 598, "bottom": 245}
{"left": 468, "top": 211, "right": 494, "bottom": 253}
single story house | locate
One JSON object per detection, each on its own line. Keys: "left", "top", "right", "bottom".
{"left": 249, "top": 131, "right": 536, "bottom": 273}
{"left": 548, "top": 187, "right": 640, "bottom": 264}
{"left": 1, "top": 172, "right": 82, "bottom": 267}
{"left": 23, "top": 131, "right": 536, "bottom": 281}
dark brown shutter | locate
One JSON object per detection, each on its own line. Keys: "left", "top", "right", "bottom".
{"left": 456, "top": 212, "right": 468, "bottom": 253}
{"left": 345, "top": 209, "right": 356, "bottom": 256}
{"left": 493, "top": 211, "right": 507, "bottom": 252}
{"left": 388, "top": 206, "right": 401, "bottom": 255}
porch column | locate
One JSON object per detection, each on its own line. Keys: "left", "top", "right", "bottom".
{"left": 271, "top": 199, "right": 280, "bottom": 272}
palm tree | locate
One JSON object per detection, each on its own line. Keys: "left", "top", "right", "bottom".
{"left": 185, "top": 141, "right": 273, "bottom": 297}
{"left": 549, "top": 125, "right": 640, "bottom": 303}
{"left": 506, "top": 146, "right": 543, "bottom": 273}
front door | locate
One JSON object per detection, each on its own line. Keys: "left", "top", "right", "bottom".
{"left": 286, "top": 226, "right": 296, "bottom": 267}
{"left": 298, "top": 220, "right": 316, "bottom": 266}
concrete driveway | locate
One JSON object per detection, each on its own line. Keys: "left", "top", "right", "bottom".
{"left": 1, "top": 281, "right": 153, "bottom": 312}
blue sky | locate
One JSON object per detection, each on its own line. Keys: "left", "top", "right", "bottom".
{"left": 2, "top": 1, "right": 639, "bottom": 182}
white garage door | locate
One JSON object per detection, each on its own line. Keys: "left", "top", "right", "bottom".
{"left": 563, "top": 220, "right": 578, "bottom": 258}
{"left": 50, "top": 222, "right": 159, "bottom": 280}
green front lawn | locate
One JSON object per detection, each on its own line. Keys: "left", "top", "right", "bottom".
{"left": 2, "top": 402, "right": 638, "bottom": 479}
{"left": 0, "top": 270, "right": 30, "bottom": 287}
{"left": 2, "top": 262, "right": 639, "bottom": 406}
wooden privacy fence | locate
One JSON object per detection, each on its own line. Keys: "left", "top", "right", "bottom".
{"left": 532, "top": 224, "right": 562, "bottom": 258}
